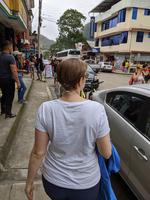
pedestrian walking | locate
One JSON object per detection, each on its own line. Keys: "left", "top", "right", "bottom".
{"left": 29, "top": 55, "right": 36, "bottom": 80}
{"left": 35, "top": 54, "right": 40, "bottom": 80}
{"left": 122, "top": 60, "right": 125, "bottom": 72}
{"left": 14, "top": 52, "right": 27, "bottom": 104}
{"left": 35, "top": 54, "right": 43, "bottom": 81}
{"left": 125, "top": 60, "right": 130, "bottom": 73}
{"left": 24, "top": 58, "right": 30, "bottom": 74}
{"left": 39, "top": 54, "right": 45, "bottom": 81}
{"left": 44, "top": 60, "right": 53, "bottom": 78}
{"left": 143, "top": 64, "right": 150, "bottom": 83}
{"left": 129, "top": 64, "right": 145, "bottom": 85}
{"left": 25, "top": 58, "right": 112, "bottom": 200}
{"left": 0, "top": 41, "right": 20, "bottom": 118}
{"left": 52, "top": 59, "right": 59, "bottom": 85}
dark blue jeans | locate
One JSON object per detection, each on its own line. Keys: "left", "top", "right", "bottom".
{"left": 18, "top": 76, "right": 27, "bottom": 102}
{"left": 42, "top": 176, "right": 100, "bottom": 200}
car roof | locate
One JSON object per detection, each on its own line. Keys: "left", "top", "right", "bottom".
{"left": 94, "top": 84, "right": 150, "bottom": 98}
{"left": 132, "top": 84, "right": 150, "bottom": 91}
{"left": 98, "top": 84, "right": 150, "bottom": 97}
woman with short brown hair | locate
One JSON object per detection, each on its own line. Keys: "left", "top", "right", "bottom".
{"left": 25, "top": 58, "right": 112, "bottom": 200}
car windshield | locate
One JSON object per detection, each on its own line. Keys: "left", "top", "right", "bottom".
{"left": 69, "top": 50, "right": 80, "bottom": 55}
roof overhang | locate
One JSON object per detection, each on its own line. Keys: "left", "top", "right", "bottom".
{"left": 90, "top": 0, "right": 121, "bottom": 13}
{"left": 0, "top": 3, "right": 27, "bottom": 32}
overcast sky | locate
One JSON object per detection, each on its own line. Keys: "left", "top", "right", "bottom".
{"left": 32, "top": 0, "right": 101, "bottom": 41}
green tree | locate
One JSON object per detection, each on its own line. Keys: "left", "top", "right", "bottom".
{"left": 49, "top": 38, "right": 64, "bottom": 55}
{"left": 57, "top": 9, "right": 86, "bottom": 49}
{"left": 43, "top": 50, "right": 50, "bottom": 59}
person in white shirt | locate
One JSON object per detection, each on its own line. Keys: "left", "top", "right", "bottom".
{"left": 25, "top": 58, "right": 112, "bottom": 200}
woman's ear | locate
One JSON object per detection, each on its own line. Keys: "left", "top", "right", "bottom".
{"left": 79, "top": 77, "right": 85, "bottom": 90}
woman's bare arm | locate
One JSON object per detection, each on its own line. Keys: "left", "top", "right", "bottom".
{"left": 26, "top": 129, "right": 49, "bottom": 186}
{"left": 96, "top": 134, "right": 112, "bottom": 159}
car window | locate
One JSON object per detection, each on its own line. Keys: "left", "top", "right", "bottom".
{"left": 106, "top": 92, "right": 150, "bottom": 139}
{"left": 146, "top": 116, "right": 150, "bottom": 139}
{"left": 136, "top": 102, "right": 150, "bottom": 140}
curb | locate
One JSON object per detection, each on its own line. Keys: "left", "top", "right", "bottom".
{"left": 112, "top": 71, "right": 132, "bottom": 76}
{"left": 0, "top": 79, "right": 33, "bottom": 171}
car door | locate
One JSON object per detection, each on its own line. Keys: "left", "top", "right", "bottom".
{"left": 104, "top": 91, "right": 135, "bottom": 178}
{"left": 129, "top": 96, "right": 150, "bottom": 200}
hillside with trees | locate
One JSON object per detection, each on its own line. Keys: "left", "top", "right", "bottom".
{"left": 40, "top": 35, "right": 55, "bottom": 50}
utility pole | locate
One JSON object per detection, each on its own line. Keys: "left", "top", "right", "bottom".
{"left": 38, "top": 0, "right": 42, "bottom": 58}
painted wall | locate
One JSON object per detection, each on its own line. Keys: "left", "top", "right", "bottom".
{"left": 19, "top": 0, "right": 28, "bottom": 27}
{"left": 3, "top": 0, "right": 19, "bottom": 12}
{"left": 95, "top": 8, "right": 131, "bottom": 38}
{"left": 100, "top": 31, "right": 150, "bottom": 54}
{"left": 3, "top": 0, "right": 12, "bottom": 10}
{"left": 94, "top": 1, "right": 150, "bottom": 54}
{"left": 129, "top": 8, "right": 150, "bottom": 30}
{"left": 96, "top": 7, "right": 150, "bottom": 39}
{"left": 95, "top": 0, "right": 150, "bottom": 23}
{"left": 130, "top": 32, "right": 150, "bottom": 53}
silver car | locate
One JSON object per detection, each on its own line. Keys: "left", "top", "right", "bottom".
{"left": 93, "top": 84, "right": 150, "bottom": 200}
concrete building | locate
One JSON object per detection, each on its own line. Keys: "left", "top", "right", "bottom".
{"left": 0, "top": 0, "right": 34, "bottom": 51}
{"left": 90, "top": 0, "right": 150, "bottom": 67}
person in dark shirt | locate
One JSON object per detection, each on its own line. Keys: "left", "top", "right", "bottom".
{"left": 35, "top": 54, "right": 42, "bottom": 81}
{"left": 143, "top": 64, "right": 150, "bottom": 83}
{"left": 53, "top": 59, "right": 59, "bottom": 85}
{"left": 0, "top": 41, "right": 20, "bottom": 118}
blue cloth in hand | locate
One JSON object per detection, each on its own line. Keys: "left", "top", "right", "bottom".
{"left": 98, "top": 144, "right": 120, "bottom": 200}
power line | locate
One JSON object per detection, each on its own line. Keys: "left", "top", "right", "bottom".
{"left": 42, "top": 17, "right": 57, "bottom": 23}
{"left": 38, "top": 0, "right": 42, "bottom": 57}
{"left": 43, "top": 13, "right": 55, "bottom": 17}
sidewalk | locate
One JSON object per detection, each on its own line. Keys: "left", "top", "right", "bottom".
{"left": 46, "top": 78, "right": 59, "bottom": 99}
{"left": 0, "top": 181, "right": 49, "bottom": 200}
{"left": 0, "top": 80, "right": 51, "bottom": 200}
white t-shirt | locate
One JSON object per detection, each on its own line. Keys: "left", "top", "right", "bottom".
{"left": 133, "top": 74, "right": 145, "bottom": 85}
{"left": 35, "top": 99, "right": 110, "bottom": 189}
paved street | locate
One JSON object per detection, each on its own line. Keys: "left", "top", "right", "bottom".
{"left": 97, "top": 72, "right": 130, "bottom": 90}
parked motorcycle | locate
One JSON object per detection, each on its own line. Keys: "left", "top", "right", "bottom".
{"left": 84, "top": 80, "right": 104, "bottom": 99}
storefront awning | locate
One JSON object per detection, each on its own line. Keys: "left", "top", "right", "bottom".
{"left": 0, "top": 2, "right": 27, "bottom": 32}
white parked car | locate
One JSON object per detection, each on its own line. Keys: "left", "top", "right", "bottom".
{"left": 84, "top": 59, "right": 100, "bottom": 73}
{"left": 99, "top": 62, "right": 113, "bottom": 72}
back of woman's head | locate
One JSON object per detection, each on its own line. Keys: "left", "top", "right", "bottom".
{"left": 57, "top": 58, "right": 87, "bottom": 91}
